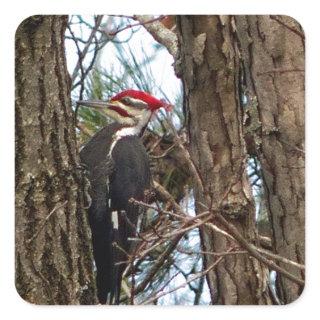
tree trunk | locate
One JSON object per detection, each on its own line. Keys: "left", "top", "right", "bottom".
{"left": 175, "top": 15, "right": 271, "bottom": 304}
{"left": 234, "top": 15, "right": 305, "bottom": 304}
{"left": 15, "top": 15, "right": 96, "bottom": 304}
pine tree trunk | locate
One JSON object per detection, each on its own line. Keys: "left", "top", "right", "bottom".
{"left": 234, "top": 15, "right": 305, "bottom": 304}
{"left": 15, "top": 15, "right": 96, "bottom": 304}
{"left": 175, "top": 15, "right": 271, "bottom": 304}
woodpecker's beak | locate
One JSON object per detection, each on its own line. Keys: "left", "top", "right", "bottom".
{"left": 77, "top": 99, "right": 136, "bottom": 125}
{"left": 77, "top": 99, "right": 127, "bottom": 119}
{"left": 77, "top": 100, "right": 118, "bottom": 110}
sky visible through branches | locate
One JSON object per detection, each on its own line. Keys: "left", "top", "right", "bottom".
{"left": 65, "top": 15, "right": 211, "bottom": 305}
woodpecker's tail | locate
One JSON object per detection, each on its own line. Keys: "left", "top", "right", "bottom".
{"left": 109, "top": 209, "right": 130, "bottom": 305}
{"left": 110, "top": 207, "right": 140, "bottom": 304}
{"left": 90, "top": 217, "right": 114, "bottom": 304}
{"left": 91, "top": 205, "right": 140, "bottom": 305}
{"left": 92, "top": 210, "right": 125, "bottom": 305}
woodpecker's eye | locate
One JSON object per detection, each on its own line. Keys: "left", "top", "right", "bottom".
{"left": 121, "top": 96, "right": 148, "bottom": 109}
{"left": 121, "top": 97, "right": 131, "bottom": 104}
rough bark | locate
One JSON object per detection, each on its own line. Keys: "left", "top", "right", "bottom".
{"left": 15, "top": 15, "right": 96, "bottom": 304}
{"left": 175, "top": 15, "right": 271, "bottom": 304}
{"left": 234, "top": 15, "right": 305, "bottom": 304}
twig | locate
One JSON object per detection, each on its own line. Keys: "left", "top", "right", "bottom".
{"left": 108, "top": 15, "right": 134, "bottom": 20}
{"left": 136, "top": 215, "right": 211, "bottom": 258}
{"left": 255, "top": 247, "right": 305, "bottom": 271}
{"left": 166, "top": 170, "right": 304, "bottom": 275}
{"left": 134, "top": 15, "right": 178, "bottom": 60}
{"left": 132, "top": 235, "right": 183, "bottom": 295}
{"left": 140, "top": 249, "right": 230, "bottom": 305}
{"left": 205, "top": 221, "right": 236, "bottom": 241}
{"left": 71, "top": 35, "right": 103, "bottom": 91}
{"left": 70, "top": 15, "right": 104, "bottom": 82}
{"left": 150, "top": 181, "right": 305, "bottom": 280}
{"left": 167, "top": 118, "right": 205, "bottom": 194}
{"left": 176, "top": 246, "right": 247, "bottom": 257}
{"left": 213, "top": 213, "right": 305, "bottom": 286}
{"left": 159, "top": 132, "right": 305, "bottom": 286}
{"left": 129, "top": 243, "right": 139, "bottom": 305}
{"left": 130, "top": 178, "right": 305, "bottom": 304}
{"left": 258, "top": 235, "right": 272, "bottom": 250}
{"left": 67, "top": 23, "right": 86, "bottom": 95}
{"left": 108, "top": 15, "right": 166, "bottom": 37}
{"left": 69, "top": 18, "right": 106, "bottom": 124}
{"left": 176, "top": 239, "right": 304, "bottom": 271}
{"left": 140, "top": 270, "right": 181, "bottom": 305}
{"left": 26, "top": 201, "right": 68, "bottom": 244}
{"left": 149, "top": 143, "right": 177, "bottom": 159}
{"left": 146, "top": 135, "right": 163, "bottom": 155}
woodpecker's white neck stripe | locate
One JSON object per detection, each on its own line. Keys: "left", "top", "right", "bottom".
{"left": 108, "top": 111, "right": 151, "bottom": 157}
{"left": 116, "top": 126, "right": 142, "bottom": 138}
{"left": 108, "top": 127, "right": 139, "bottom": 157}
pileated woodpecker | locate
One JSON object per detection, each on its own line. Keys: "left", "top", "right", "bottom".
{"left": 78, "top": 90, "right": 171, "bottom": 304}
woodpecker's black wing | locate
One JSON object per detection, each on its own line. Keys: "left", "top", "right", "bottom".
{"left": 80, "top": 123, "right": 150, "bottom": 304}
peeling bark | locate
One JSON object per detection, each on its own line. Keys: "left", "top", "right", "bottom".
{"left": 175, "top": 15, "right": 271, "bottom": 304}
{"left": 15, "top": 15, "right": 96, "bottom": 304}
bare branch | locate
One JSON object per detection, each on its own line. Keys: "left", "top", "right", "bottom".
{"left": 108, "top": 15, "right": 166, "bottom": 37}
{"left": 140, "top": 249, "right": 231, "bottom": 305}
{"left": 176, "top": 246, "right": 248, "bottom": 257}
{"left": 132, "top": 235, "right": 183, "bottom": 295}
{"left": 213, "top": 213, "right": 305, "bottom": 286}
{"left": 255, "top": 247, "right": 305, "bottom": 271}
{"left": 70, "top": 15, "right": 104, "bottom": 82}
{"left": 149, "top": 143, "right": 177, "bottom": 159}
{"left": 155, "top": 115, "right": 305, "bottom": 287}
{"left": 134, "top": 15, "right": 178, "bottom": 60}
{"left": 156, "top": 115, "right": 205, "bottom": 194}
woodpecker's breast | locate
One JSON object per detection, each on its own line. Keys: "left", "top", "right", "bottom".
{"left": 108, "top": 135, "right": 150, "bottom": 211}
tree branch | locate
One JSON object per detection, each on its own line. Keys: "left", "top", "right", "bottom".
{"left": 70, "top": 15, "right": 104, "bottom": 83}
{"left": 213, "top": 212, "right": 305, "bottom": 286}
{"left": 139, "top": 249, "right": 231, "bottom": 305}
{"left": 108, "top": 15, "right": 166, "bottom": 37}
{"left": 134, "top": 15, "right": 178, "bottom": 60}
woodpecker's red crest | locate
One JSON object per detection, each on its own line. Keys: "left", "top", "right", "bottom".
{"left": 111, "top": 90, "right": 172, "bottom": 112}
